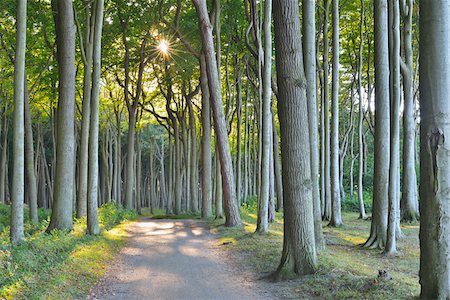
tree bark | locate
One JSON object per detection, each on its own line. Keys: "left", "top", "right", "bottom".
{"left": 272, "top": 111, "right": 283, "bottom": 212}
{"left": 24, "top": 83, "right": 38, "bottom": 223}
{"left": 303, "top": 0, "right": 325, "bottom": 249}
{"left": 272, "top": 0, "right": 317, "bottom": 277}
{"left": 364, "top": 0, "right": 390, "bottom": 249}
{"left": 87, "top": 0, "right": 104, "bottom": 235}
{"left": 125, "top": 107, "right": 136, "bottom": 209}
{"left": 11, "top": 0, "right": 27, "bottom": 243}
{"left": 200, "top": 54, "right": 212, "bottom": 218}
{"left": 329, "top": 0, "right": 342, "bottom": 227}
{"left": 256, "top": 0, "right": 272, "bottom": 234}
{"left": 77, "top": 0, "right": 94, "bottom": 218}
{"left": 193, "top": 0, "right": 242, "bottom": 226}
{"left": 47, "top": 0, "right": 76, "bottom": 232}
{"left": 357, "top": 0, "right": 367, "bottom": 220}
{"left": 419, "top": 1, "right": 450, "bottom": 298}
{"left": 322, "top": 0, "right": 332, "bottom": 221}
{"left": 400, "top": 0, "right": 419, "bottom": 222}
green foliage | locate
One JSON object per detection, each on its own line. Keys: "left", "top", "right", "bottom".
{"left": 0, "top": 203, "right": 136, "bottom": 299}
{"left": 98, "top": 202, "right": 138, "bottom": 230}
{"left": 342, "top": 190, "right": 373, "bottom": 213}
{"left": 241, "top": 196, "right": 258, "bottom": 213}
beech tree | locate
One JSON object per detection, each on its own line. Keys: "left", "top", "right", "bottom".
{"left": 303, "top": 0, "right": 324, "bottom": 249}
{"left": 329, "top": 0, "right": 342, "bottom": 227}
{"left": 364, "top": 0, "right": 390, "bottom": 249}
{"left": 47, "top": 0, "right": 76, "bottom": 232}
{"left": 272, "top": 0, "right": 317, "bottom": 277}
{"left": 10, "top": 0, "right": 26, "bottom": 244}
{"left": 419, "top": 0, "right": 450, "bottom": 298}
{"left": 192, "top": 0, "right": 242, "bottom": 227}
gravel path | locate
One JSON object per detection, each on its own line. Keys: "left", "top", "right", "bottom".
{"left": 90, "top": 218, "right": 274, "bottom": 300}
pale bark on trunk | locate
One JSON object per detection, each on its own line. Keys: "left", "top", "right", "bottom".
{"left": 125, "top": 108, "right": 136, "bottom": 209}
{"left": 187, "top": 96, "right": 199, "bottom": 213}
{"left": 24, "top": 84, "right": 38, "bottom": 223}
{"left": 11, "top": 0, "right": 27, "bottom": 243}
{"left": 47, "top": 0, "right": 76, "bottom": 232}
{"left": 200, "top": 54, "right": 212, "bottom": 218}
{"left": 419, "top": 1, "right": 450, "bottom": 297}
{"left": 272, "top": 0, "right": 317, "bottom": 277}
{"left": 357, "top": 0, "right": 367, "bottom": 220}
{"left": 159, "top": 135, "right": 167, "bottom": 210}
{"left": 0, "top": 109, "right": 8, "bottom": 205}
{"left": 167, "top": 131, "right": 174, "bottom": 214}
{"left": 193, "top": 0, "right": 242, "bottom": 226}
{"left": 174, "top": 122, "right": 182, "bottom": 214}
{"left": 77, "top": 0, "right": 94, "bottom": 218}
{"left": 400, "top": 0, "right": 419, "bottom": 222}
{"left": 256, "top": 0, "right": 272, "bottom": 234}
{"left": 235, "top": 64, "right": 243, "bottom": 206}
{"left": 322, "top": 0, "right": 331, "bottom": 221}
{"left": 385, "top": 0, "right": 401, "bottom": 255}
{"left": 136, "top": 132, "right": 142, "bottom": 214}
{"left": 303, "top": 0, "right": 324, "bottom": 249}
{"left": 87, "top": 0, "right": 104, "bottom": 235}
{"left": 215, "top": 146, "right": 223, "bottom": 219}
{"left": 272, "top": 111, "right": 283, "bottom": 212}
{"left": 329, "top": 0, "right": 342, "bottom": 227}
{"left": 364, "top": 0, "right": 390, "bottom": 249}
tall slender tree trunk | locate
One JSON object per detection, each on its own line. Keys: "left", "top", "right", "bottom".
{"left": 174, "top": 122, "right": 182, "bottom": 214}
{"left": 159, "top": 135, "right": 167, "bottom": 209}
{"left": 11, "top": 0, "right": 27, "bottom": 243}
{"left": 272, "top": 112, "right": 283, "bottom": 212}
{"left": 235, "top": 64, "right": 243, "bottom": 206}
{"left": 77, "top": 0, "right": 94, "bottom": 218}
{"left": 357, "top": 0, "right": 367, "bottom": 220}
{"left": 188, "top": 96, "right": 199, "bottom": 213}
{"left": 256, "top": 0, "right": 272, "bottom": 234}
{"left": 385, "top": 0, "right": 401, "bottom": 255}
{"left": 24, "top": 84, "right": 38, "bottom": 223}
{"left": 364, "top": 0, "right": 390, "bottom": 249}
{"left": 322, "top": 0, "right": 332, "bottom": 221}
{"left": 136, "top": 132, "right": 142, "bottom": 214}
{"left": 215, "top": 146, "right": 223, "bottom": 219}
{"left": 167, "top": 130, "right": 174, "bottom": 214}
{"left": 303, "top": 0, "right": 325, "bottom": 248}
{"left": 200, "top": 54, "right": 212, "bottom": 218}
{"left": 400, "top": 0, "right": 418, "bottom": 222}
{"left": 329, "top": 0, "right": 342, "bottom": 227}
{"left": 419, "top": 1, "right": 450, "bottom": 297}
{"left": 272, "top": 0, "right": 317, "bottom": 278}
{"left": 0, "top": 110, "right": 8, "bottom": 205}
{"left": 125, "top": 108, "right": 136, "bottom": 209}
{"left": 87, "top": 0, "right": 104, "bottom": 235}
{"left": 47, "top": 0, "right": 76, "bottom": 232}
{"left": 193, "top": 0, "right": 242, "bottom": 226}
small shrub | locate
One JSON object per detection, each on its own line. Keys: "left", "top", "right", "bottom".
{"left": 98, "top": 202, "right": 137, "bottom": 230}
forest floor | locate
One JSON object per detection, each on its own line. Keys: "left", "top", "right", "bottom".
{"left": 212, "top": 208, "right": 420, "bottom": 299}
{"left": 0, "top": 203, "right": 137, "bottom": 299}
{"left": 90, "top": 218, "right": 277, "bottom": 300}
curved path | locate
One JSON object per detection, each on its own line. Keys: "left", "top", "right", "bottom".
{"left": 91, "top": 218, "right": 273, "bottom": 300}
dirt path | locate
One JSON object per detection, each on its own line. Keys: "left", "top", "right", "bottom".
{"left": 91, "top": 218, "right": 274, "bottom": 300}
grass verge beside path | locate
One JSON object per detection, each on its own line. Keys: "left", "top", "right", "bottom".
{"left": 210, "top": 206, "right": 420, "bottom": 299}
{"left": 0, "top": 203, "right": 137, "bottom": 299}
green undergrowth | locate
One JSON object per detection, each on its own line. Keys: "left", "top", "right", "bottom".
{"left": 0, "top": 202, "right": 137, "bottom": 299}
{"left": 211, "top": 207, "right": 420, "bottom": 299}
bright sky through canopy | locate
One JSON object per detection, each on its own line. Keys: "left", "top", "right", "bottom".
{"left": 157, "top": 39, "right": 170, "bottom": 59}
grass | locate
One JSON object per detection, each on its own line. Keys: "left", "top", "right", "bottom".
{"left": 0, "top": 203, "right": 137, "bottom": 299}
{"left": 210, "top": 207, "right": 420, "bottom": 299}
